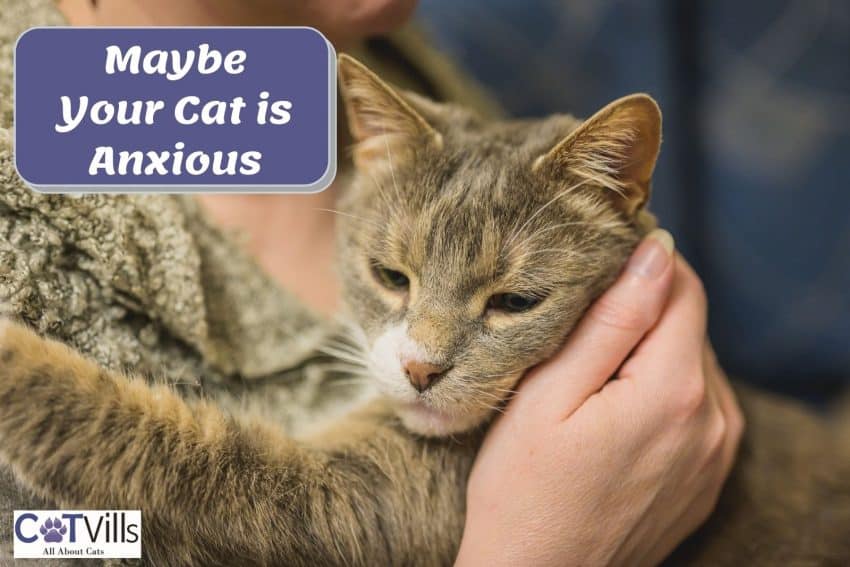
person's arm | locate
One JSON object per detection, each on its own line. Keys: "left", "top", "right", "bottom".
{"left": 457, "top": 231, "right": 744, "bottom": 566}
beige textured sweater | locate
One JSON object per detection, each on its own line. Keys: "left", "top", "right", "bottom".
{"left": 0, "top": 0, "right": 500, "bottom": 563}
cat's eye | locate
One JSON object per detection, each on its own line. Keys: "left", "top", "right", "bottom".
{"left": 487, "top": 293, "right": 542, "bottom": 314}
{"left": 371, "top": 263, "right": 410, "bottom": 291}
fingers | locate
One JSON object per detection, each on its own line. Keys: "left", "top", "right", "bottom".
{"left": 516, "top": 229, "right": 676, "bottom": 420}
{"left": 703, "top": 342, "right": 745, "bottom": 479}
{"left": 619, "top": 256, "right": 708, "bottom": 413}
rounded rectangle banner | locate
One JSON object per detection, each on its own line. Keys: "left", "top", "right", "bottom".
{"left": 14, "top": 27, "right": 336, "bottom": 193}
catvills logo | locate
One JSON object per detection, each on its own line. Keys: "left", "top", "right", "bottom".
{"left": 13, "top": 510, "right": 141, "bottom": 559}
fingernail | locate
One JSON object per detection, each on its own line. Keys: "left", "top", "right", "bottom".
{"left": 626, "top": 229, "right": 674, "bottom": 279}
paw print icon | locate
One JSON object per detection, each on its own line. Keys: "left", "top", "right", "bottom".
{"left": 40, "top": 517, "right": 67, "bottom": 543}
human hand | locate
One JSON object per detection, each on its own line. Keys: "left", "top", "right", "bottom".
{"left": 456, "top": 230, "right": 744, "bottom": 567}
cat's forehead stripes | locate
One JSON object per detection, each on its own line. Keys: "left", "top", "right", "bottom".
{"left": 363, "top": 148, "right": 616, "bottom": 301}
{"left": 345, "top": 97, "right": 646, "bottom": 304}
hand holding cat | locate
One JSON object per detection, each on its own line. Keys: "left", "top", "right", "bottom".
{"left": 456, "top": 230, "right": 745, "bottom": 567}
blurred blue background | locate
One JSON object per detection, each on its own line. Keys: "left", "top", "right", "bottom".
{"left": 416, "top": 0, "right": 850, "bottom": 402}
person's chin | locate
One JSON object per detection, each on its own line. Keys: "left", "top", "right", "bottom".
{"left": 395, "top": 401, "right": 485, "bottom": 437}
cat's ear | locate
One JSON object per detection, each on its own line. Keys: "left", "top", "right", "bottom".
{"left": 338, "top": 54, "right": 443, "bottom": 169}
{"left": 533, "top": 94, "right": 662, "bottom": 216}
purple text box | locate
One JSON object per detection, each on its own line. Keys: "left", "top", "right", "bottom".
{"left": 14, "top": 27, "right": 336, "bottom": 192}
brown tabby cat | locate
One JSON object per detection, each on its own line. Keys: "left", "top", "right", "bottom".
{"left": 0, "top": 55, "right": 848, "bottom": 566}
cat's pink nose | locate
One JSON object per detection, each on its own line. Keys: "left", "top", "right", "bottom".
{"left": 403, "top": 359, "right": 449, "bottom": 393}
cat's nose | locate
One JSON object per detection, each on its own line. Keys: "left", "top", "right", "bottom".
{"left": 403, "top": 359, "right": 450, "bottom": 393}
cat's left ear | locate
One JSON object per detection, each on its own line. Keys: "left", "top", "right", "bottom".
{"left": 338, "top": 54, "right": 443, "bottom": 170}
{"left": 533, "top": 94, "right": 662, "bottom": 216}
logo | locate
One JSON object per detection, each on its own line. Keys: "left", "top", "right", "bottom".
{"left": 39, "top": 517, "right": 67, "bottom": 543}
{"left": 13, "top": 510, "right": 141, "bottom": 559}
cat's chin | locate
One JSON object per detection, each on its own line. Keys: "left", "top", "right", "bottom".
{"left": 395, "top": 401, "right": 486, "bottom": 437}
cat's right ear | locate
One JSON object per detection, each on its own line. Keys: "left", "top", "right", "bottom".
{"left": 532, "top": 94, "right": 662, "bottom": 217}
{"left": 338, "top": 54, "right": 443, "bottom": 170}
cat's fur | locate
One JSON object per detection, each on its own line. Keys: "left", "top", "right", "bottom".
{"left": 0, "top": 55, "right": 848, "bottom": 566}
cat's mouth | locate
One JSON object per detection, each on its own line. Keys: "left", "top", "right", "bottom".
{"left": 395, "top": 400, "right": 486, "bottom": 437}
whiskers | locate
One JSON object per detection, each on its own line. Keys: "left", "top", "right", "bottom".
{"left": 318, "top": 339, "right": 368, "bottom": 367}
{"left": 327, "top": 127, "right": 405, "bottom": 233}
{"left": 313, "top": 207, "right": 382, "bottom": 231}
{"left": 507, "top": 219, "right": 623, "bottom": 258}
{"left": 492, "top": 385, "right": 520, "bottom": 397}
{"left": 471, "top": 390, "right": 509, "bottom": 415}
{"left": 503, "top": 177, "right": 594, "bottom": 251}
{"left": 447, "top": 371, "right": 521, "bottom": 416}
{"left": 365, "top": 169, "right": 401, "bottom": 220}
{"left": 317, "top": 319, "right": 374, "bottom": 386}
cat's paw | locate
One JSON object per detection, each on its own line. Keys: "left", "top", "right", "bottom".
{"left": 39, "top": 517, "right": 68, "bottom": 543}
{"left": 0, "top": 317, "right": 18, "bottom": 363}
{"left": 0, "top": 318, "right": 51, "bottom": 400}
{"left": 0, "top": 317, "right": 26, "bottom": 366}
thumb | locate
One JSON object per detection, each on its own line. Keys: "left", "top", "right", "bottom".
{"left": 514, "top": 229, "right": 676, "bottom": 420}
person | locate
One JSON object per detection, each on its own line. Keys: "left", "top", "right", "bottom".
{"left": 0, "top": 1, "right": 742, "bottom": 564}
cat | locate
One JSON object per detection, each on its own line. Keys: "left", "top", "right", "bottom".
{"left": 0, "top": 54, "right": 848, "bottom": 566}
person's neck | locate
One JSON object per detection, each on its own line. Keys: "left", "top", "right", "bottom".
{"left": 58, "top": 0, "right": 299, "bottom": 26}
{"left": 196, "top": 189, "right": 341, "bottom": 315}
{"left": 57, "top": 0, "right": 354, "bottom": 46}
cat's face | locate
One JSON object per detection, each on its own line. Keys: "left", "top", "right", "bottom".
{"left": 335, "top": 55, "right": 661, "bottom": 436}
